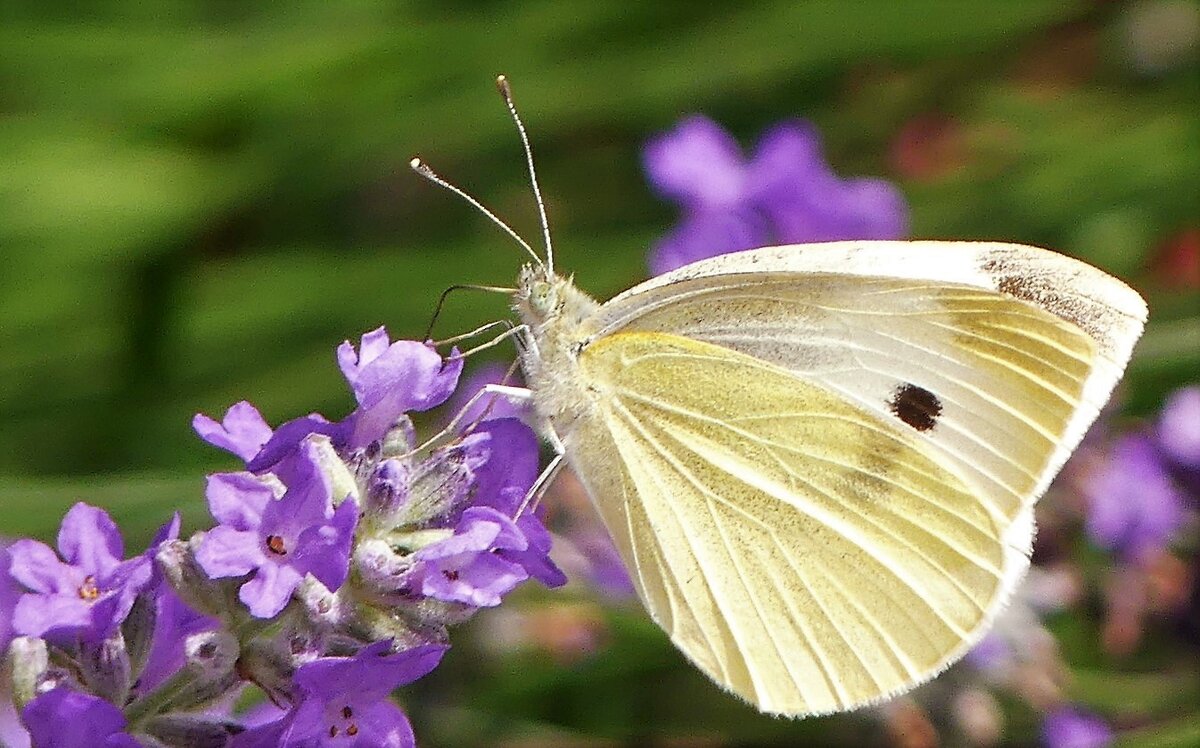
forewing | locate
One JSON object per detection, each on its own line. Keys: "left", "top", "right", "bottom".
{"left": 570, "top": 331, "right": 1016, "bottom": 716}
{"left": 595, "top": 241, "right": 1146, "bottom": 531}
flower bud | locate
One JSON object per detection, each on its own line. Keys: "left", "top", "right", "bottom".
{"left": 363, "top": 459, "right": 411, "bottom": 527}
{"left": 237, "top": 639, "right": 296, "bottom": 705}
{"left": 143, "top": 714, "right": 242, "bottom": 748}
{"left": 185, "top": 631, "right": 239, "bottom": 684}
{"left": 78, "top": 632, "right": 132, "bottom": 706}
{"left": 6, "top": 636, "right": 49, "bottom": 707}
{"left": 122, "top": 588, "right": 158, "bottom": 681}
{"left": 351, "top": 604, "right": 449, "bottom": 650}
{"left": 156, "top": 539, "right": 236, "bottom": 621}
{"left": 307, "top": 434, "right": 360, "bottom": 507}
{"left": 352, "top": 538, "right": 416, "bottom": 603}
{"left": 399, "top": 437, "right": 488, "bottom": 526}
{"left": 380, "top": 415, "right": 417, "bottom": 458}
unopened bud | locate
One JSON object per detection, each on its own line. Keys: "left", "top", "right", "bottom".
{"left": 79, "top": 633, "right": 132, "bottom": 706}
{"left": 237, "top": 639, "right": 296, "bottom": 705}
{"left": 157, "top": 539, "right": 236, "bottom": 620}
{"left": 6, "top": 636, "right": 49, "bottom": 707}
{"left": 308, "top": 435, "right": 360, "bottom": 507}
{"left": 143, "top": 714, "right": 243, "bottom": 748}
{"left": 185, "top": 631, "right": 239, "bottom": 684}
{"left": 122, "top": 589, "right": 158, "bottom": 680}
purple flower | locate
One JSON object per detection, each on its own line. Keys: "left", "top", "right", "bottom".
{"left": 337, "top": 327, "right": 463, "bottom": 450}
{"left": 1084, "top": 433, "right": 1186, "bottom": 562}
{"left": 135, "top": 584, "right": 219, "bottom": 695}
{"left": 1, "top": 543, "right": 19, "bottom": 652}
{"left": 0, "top": 544, "right": 28, "bottom": 748}
{"left": 7, "top": 503, "right": 154, "bottom": 645}
{"left": 21, "top": 688, "right": 142, "bottom": 748}
{"left": 247, "top": 413, "right": 345, "bottom": 476}
{"left": 193, "top": 401, "right": 274, "bottom": 463}
{"left": 464, "top": 419, "right": 541, "bottom": 517}
{"left": 196, "top": 439, "right": 359, "bottom": 618}
{"left": 644, "top": 115, "right": 908, "bottom": 275}
{"left": 408, "top": 507, "right": 565, "bottom": 607}
{"left": 1041, "top": 706, "right": 1113, "bottom": 748}
{"left": 203, "top": 327, "right": 462, "bottom": 476}
{"left": 1158, "top": 385, "right": 1200, "bottom": 469}
{"left": 233, "top": 641, "right": 446, "bottom": 748}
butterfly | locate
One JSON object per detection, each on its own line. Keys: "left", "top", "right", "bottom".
{"left": 414, "top": 77, "right": 1147, "bottom": 717}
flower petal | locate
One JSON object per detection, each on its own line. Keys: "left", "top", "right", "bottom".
{"left": 239, "top": 561, "right": 303, "bottom": 619}
{"left": 193, "top": 401, "right": 273, "bottom": 462}
{"left": 12, "top": 592, "right": 95, "bottom": 639}
{"left": 344, "top": 341, "right": 463, "bottom": 449}
{"left": 57, "top": 503, "right": 124, "bottom": 576}
{"left": 206, "top": 473, "right": 275, "bottom": 530}
{"left": 22, "top": 688, "right": 130, "bottom": 748}
{"left": 294, "top": 641, "right": 448, "bottom": 700}
{"left": 648, "top": 207, "right": 768, "bottom": 276}
{"left": 195, "top": 527, "right": 264, "bottom": 579}
{"left": 353, "top": 701, "right": 417, "bottom": 748}
{"left": 644, "top": 115, "right": 747, "bottom": 209}
{"left": 337, "top": 326, "right": 394, "bottom": 386}
{"left": 246, "top": 413, "right": 344, "bottom": 475}
{"left": 1159, "top": 385, "right": 1200, "bottom": 468}
{"left": 1085, "top": 433, "right": 1185, "bottom": 561}
{"left": 7, "top": 539, "right": 78, "bottom": 594}
{"left": 466, "top": 419, "right": 540, "bottom": 516}
{"left": 292, "top": 498, "right": 358, "bottom": 592}
{"left": 420, "top": 552, "right": 526, "bottom": 607}
{"left": 746, "top": 120, "right": 833, "bottom": 201}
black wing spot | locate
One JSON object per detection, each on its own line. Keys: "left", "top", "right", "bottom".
{"left": 888, "top": 383, "right": 942, "bottom": 432}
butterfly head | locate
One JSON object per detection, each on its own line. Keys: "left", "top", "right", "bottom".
{"left": 516, "top": 263, "right": 565, "bottom": 323}
{"left": 514, "top": 263, "right": 601, "bottom": 332}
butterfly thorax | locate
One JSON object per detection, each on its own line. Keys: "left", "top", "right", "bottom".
{"left": 513, "top": 265, "right": 603, "bottom": 438}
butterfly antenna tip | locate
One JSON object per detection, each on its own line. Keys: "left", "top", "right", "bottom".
{"left": 408, "top": 154, "right": 542, "bottom": 268}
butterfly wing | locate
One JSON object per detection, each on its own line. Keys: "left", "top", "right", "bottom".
{"left": 594, "top": 241, "right": 1146, "bottom": 533}
{"left": 570, "top": 331, "right": 1012, "bottom": 715}
{"left": 564, "top": 241, "right": 1144, "bottom": 715}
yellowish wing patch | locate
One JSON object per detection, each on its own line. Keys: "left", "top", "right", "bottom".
{"left": 568, "top": 331, "right": 1012, "bottom": 716}
{"left": 613, "top": 277, "right": 1101, "bottom": 527}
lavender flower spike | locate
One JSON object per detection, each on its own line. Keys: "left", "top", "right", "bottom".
{"left": 8, "top": 503, "right": 153, "bottom": 645}
{"left": 196, "top": 437, "right": 358, "bottom": 618}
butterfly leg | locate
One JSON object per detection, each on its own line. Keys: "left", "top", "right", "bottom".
{"left": 447, "top": 323, "right": 530, "bottom": 360}
{"left": 431, "top": 319, "right": 515, "bottom": 347}
{"left": 516, "top": 450, "right": 566, "bottom": 518}
{"left": 400, "top": 383, "right": 535, "bottom": 458}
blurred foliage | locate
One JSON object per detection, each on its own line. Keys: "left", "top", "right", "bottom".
{"left": 1, "top": 0, "right": 1197, "bottom": 746}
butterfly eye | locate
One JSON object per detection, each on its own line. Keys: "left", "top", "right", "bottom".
{"left": 530, "top": 281, "right": 558, "bottom": 314}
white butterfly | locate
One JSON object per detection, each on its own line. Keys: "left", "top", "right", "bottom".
{"left": 414, "top": 78, "right": 1147, "bottom": 717}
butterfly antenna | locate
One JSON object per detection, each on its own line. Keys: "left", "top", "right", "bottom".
{"left": 409, "top": 157, "right": 544, "bottom": 269}
{"left": 495, "top": 75, "right": 554, "bottom": 275}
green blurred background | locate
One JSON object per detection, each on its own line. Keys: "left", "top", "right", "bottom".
{"left": 1, "top": 1, "right": 1197, "bottom": 746}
